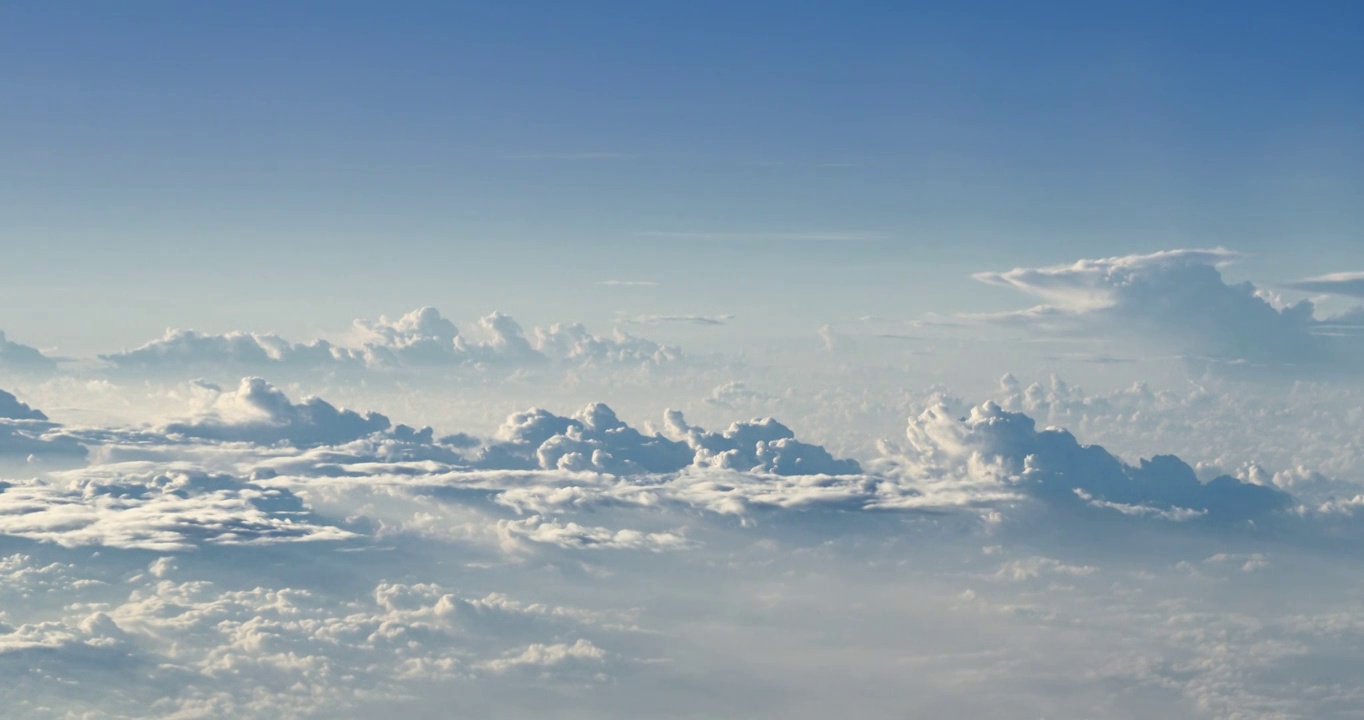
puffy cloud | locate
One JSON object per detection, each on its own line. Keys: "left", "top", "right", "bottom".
{"left": 1285, "top": 271, "right": 1364, "bottom": 298}
{"left": 100, "top": 329, "right": 355, "bottom": 371}
{"left": 100, "top": 307, "right": 683, "bottom": 374}
{"left": 0, "top": 468, "right": 351, "bottom": 550}
{"left": 531, "top": 323, "right": 681, "bottom": 365}
{"left": 497, "top": 516, "right": 689, "bottom": 552}
{"left": 476, "top": 402, "right": 860, "bottom": 477}
{"left": 878, "top": 400, "right": 1291, "bottom": 523}
{"left": 0, "top": 331, "right": 56, "bottom": 371}
{"left": 161, "top": 378, "right": 394, "bottom": 447}
{"left": 664, "top": 411, "right": 863, "bottom": 476}
{"left": 972, "top": 248, "right": 1359, "bottom": 368}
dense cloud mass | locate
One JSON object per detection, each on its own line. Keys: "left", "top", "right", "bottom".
{"left": 0, "top": 369, "right": 1357, "bottom": 719}
{"left": 477, "top": 402, "right": 861, "bottom": 476}
{"left": 162, "top": 378, "right": 397, "bottom": 447}
{"left": 100, "top": 307, "right": 682, "bottom": 374}
{"left": 972, "top": 249, "right": 1364, "bottom": 368}
{"left": 3, "top": 273, "right": 1364, "bottom": 718}
{"left": 889, "top": 401, "right": 1291, "bottom": 522}
{"left": 0, "top": 389, "right": 87, "bottom": 462}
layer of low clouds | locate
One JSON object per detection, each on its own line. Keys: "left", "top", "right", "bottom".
{"left": 0, "top": 373, "right": 1361, "bottom": 718}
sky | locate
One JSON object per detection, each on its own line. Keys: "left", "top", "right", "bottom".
{"left": 2, "top": 3, "right": 1364, "bottom": 719}
{"left": 3, "top": 1, "right": 1362, "bottom": 354}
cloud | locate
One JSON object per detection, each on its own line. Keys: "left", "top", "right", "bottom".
{"left": 876, "top": 399, "right": 1291, "bottom": 523}
{"left": 475, "top": 402, "right": 860, "bottom": 477}
{"left": 594, "top": 280, "right": 659, "bottom": 287}
{"left": 638, "top": 231, "right": 886, "bottom": 243}
{"left": 99, "top": 329, "right": 355, "bottom": 371}
{"left": 0, "top": 390, "right": 87, "bottom": 462}
{"left": 0, "top": 468, "right": 351, "bottom": 550}
{"left": 971, "top": 248, "right": 1361, "bottom": 368}
{"left": 0, "top": 331, "right": 56, "bottom": 371}
{"left": 496, "top": 516, "right": 689, "bottom": 552}
{"left": 101, "top": 307, "right": 683, "bottom": 374}
{"left": 161, "top": 377, "right": 395, "bottom": 447}
{"left": 0, "top": 390, "right": 47, "bottom": 421}
{"left": 504, "top": 152, "right": 639, "bottom": 160}
{"left": 625, "top": 314, "right": 733, "bottom": 326}
{"left": 1284, "top": 271, "right": 1364, "bottom": 298}
{"left": 531, "top": 323, "right": 681, "bottom": 365}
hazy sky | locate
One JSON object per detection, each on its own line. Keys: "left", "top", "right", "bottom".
{"left": 4, "top": 1, "right": 1361, "bottom": 354}
{"left": 5, "top": 5, "right": 1364, "bottom": 719}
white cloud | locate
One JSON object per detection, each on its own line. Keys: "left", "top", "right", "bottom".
{"left": 100, "top": 307, "right": 684, "bottom": 374}
{"left": 970, "top": 248, "right": 1361, "bottom": 368}
{"left": 1284, "top": 271, "right": 1364, "bottom": 298}
{"left": 162, "top": 377, "right": 396, "bottom": 447}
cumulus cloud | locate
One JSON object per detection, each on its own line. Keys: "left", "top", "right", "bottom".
{"left": 101, "top": 307, "right": 683, "bottom": 374}
{"left": 99, "top": 329, "right": 354, "bottom": 371}
{"left": 876, "top": 400, "right": 1291, "bottom": 523}
{"left": 475, "top": 402, "right": 860, "bottom": 477}
{"left": 161, "top": 378, "right": 397, "bottom": 447}
{"left": 971, "top": 248, "right": 1361, "bottom": 368}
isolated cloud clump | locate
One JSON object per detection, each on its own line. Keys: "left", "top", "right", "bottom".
{"left": 162, "top": 377, "right": 394, "bottom": 447}
{"left": 972, "top": 248, "right": 1362, "bottom": 368}
{"left": 885, "top": 399, "right": 1291, "bottom": 522}
{"left": 477, "top": 402, "right": 861, "bottom": 476}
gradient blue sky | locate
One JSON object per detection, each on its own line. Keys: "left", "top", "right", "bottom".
{"left": 3, "top": 1, "right": 1361, "bottom": 353}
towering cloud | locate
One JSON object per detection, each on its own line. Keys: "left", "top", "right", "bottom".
{"left": 972, "top": 249, "right": 1361, "bottom": 368}
{"left": 881, "top": 399, "right": 1292, "bottom": 522}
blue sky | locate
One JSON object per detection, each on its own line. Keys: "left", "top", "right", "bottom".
{"left": 6, "top": 7, "right": 1364, "bottom": 717}
{"left": 3, "top": 1, "right": 1361, "bottom": 352}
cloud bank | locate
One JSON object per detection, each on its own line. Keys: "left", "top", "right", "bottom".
{"left": 100, "top": 307, "right": 683, "bottom": 374}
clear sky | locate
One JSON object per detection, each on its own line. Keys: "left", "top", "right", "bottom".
{"left": 3, "top": 0, "right": 1361, "bottom": 354}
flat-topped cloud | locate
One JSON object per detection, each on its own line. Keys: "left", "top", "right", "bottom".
{"left": 970, "top": 248, "right": 1364, "bottom": 370}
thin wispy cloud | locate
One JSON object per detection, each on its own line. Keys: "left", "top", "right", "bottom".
{"left": 1284, "top": 271, "right": 1364, "bottom": 298}
{"left": 503, "top": 152, "right": 640, "bottom": 160}
{"left": 624, "top": 313, "right": 734, "bottom": 326}
{"left": 638, "top": 231, "right": 887, "bottom": 243}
